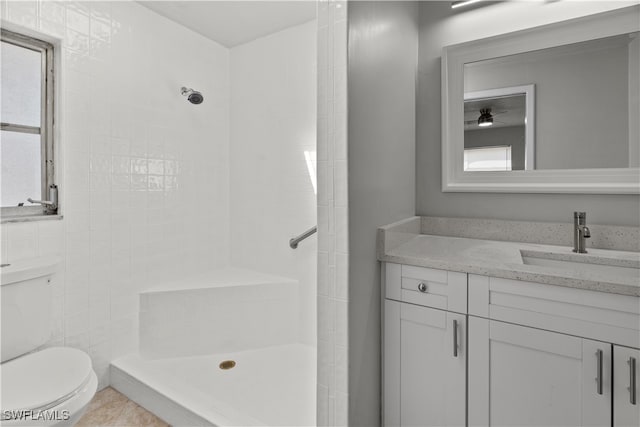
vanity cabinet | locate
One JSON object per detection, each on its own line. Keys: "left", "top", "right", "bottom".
{"left": 465, "top": 273, "right": 640, "bottom": 427}
{"left": 382, "top": 262, "right": 640, "bottom": 427}
{"left": 468, "top": 317, "right": 611, "bottom": 426}
{"left": 384, "top": 300, "right": 465, "bottom": 427}
{"left": 383, "top": 263, "right": 467, "bottom": 427}
{"left": 614, "top": 346, "right": 640, "bottom": 427}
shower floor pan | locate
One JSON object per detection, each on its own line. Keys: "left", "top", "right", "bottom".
{"left": 111, "top": 343, "right": 316, "bottom": 426}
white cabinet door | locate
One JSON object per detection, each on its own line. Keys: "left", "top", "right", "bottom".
{"left": 384, "top": 300, "right": 465, "bottom": 427}
{"left": 468, "top": 317, "right": 611, "bottom": 427}
{"left": 614, "top": 346, "right": 640, "bottom": 427}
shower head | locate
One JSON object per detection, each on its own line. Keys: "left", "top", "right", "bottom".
{"left": 181, "top": 87, "right": 204, "bottom": 104}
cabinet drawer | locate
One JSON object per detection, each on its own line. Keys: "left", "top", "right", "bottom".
{"left": 469, "top": 274, "right": 640, "bottom": 348}
{"left": 384, "top": 263, "right": 467, "bottom": 314}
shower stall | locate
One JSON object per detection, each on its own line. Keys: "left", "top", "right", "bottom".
{"left": 102, "top": 3, "right": 319, "bottom": 425}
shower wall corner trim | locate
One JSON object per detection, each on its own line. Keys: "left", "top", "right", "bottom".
{"left": 316, "top": 1, "right": 349, "bottom": 426}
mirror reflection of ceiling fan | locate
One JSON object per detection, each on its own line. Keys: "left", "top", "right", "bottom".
{"left": 464, "top": 107, "right": 509, "bottom": 127}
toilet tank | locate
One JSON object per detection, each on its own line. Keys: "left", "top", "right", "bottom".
{"left": 1, "top": 257, "right": 59, "bottom": 362}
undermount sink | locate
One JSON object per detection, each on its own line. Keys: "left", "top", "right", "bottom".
{"left": 521, "top": 250, "right": 640, "bottom": 279}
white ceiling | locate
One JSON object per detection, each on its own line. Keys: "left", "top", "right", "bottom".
{"left": 139, "top": 1, "right": 317, "bottom": 48}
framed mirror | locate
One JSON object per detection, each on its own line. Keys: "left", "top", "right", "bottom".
{"left": 442, "top": 5, "right": 640, "bottom": 194}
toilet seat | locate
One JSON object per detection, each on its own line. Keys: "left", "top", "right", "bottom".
{"left": 1, "top": 347, "right": 93, "bottom": 414}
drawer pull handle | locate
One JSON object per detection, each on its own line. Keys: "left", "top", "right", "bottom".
{"left": 596, "top": 349, "right": 603, "bottom": 395}
{"left": 630, "top": 357, "right": 637, "bottom": 405}
{"left": 417, "top": 282, "right": 427, "bottom": 293}
{"left": 452, "top": 319, "right": 458, "bottom": 358}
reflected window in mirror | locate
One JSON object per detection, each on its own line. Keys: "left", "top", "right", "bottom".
{"left": 464, "top": 145, "right": 512, "bottom": 172}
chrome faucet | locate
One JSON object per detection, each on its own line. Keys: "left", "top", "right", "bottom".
{"left": 573, "top": 211, "right": 591, "bottom": 253}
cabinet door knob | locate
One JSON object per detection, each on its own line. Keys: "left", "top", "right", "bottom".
{"left": 417, "top": 282, "right": 427, "bottom": 293}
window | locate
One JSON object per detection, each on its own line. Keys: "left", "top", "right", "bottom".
{"left": 1, "top": 29, "right": 56, "bottom": 217}
{"left": 463, "top": 145, "right": 512, "bottom": 172}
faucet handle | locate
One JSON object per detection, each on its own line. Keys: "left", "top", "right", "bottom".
{"left": 574, "top": 211, "right": 586, "bottom": 219}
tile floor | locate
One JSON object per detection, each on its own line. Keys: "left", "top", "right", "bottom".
{"left": 76, "top": 387, "right": 169, "bottom": 427}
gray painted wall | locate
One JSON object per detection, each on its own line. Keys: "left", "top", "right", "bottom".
{"left": 417, "top": 1, "right": 640, "bottom": 227}
{"left": 347, "top": 1, "right": 418, "bottom": 425}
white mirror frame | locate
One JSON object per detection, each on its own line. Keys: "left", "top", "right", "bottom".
{"left": 442, "top": 5, "right": 640, "bottom": 194}
{"left": 464, "top": 84, "right": 535, "bottom": 171}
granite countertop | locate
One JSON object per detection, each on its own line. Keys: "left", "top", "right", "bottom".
{"left": 378, "top": 217, "right": 640, "bottom": 297}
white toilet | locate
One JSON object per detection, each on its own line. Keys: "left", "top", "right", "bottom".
{"left": 1, "top": 257, "right": 97, "bottom": 426}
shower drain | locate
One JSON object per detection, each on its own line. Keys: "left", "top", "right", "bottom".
{"left": 219, "top": 360, "right": 236, "bottom": 370}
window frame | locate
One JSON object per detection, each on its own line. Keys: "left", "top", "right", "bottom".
{"left": 1, "top": 29, "right": 55, "bottom": 218}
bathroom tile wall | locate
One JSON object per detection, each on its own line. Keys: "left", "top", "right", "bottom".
{"left": 0, "top": 0, "right": 230, "bottom": 389}
{"left": 316, "top": 1, "right": 349, "bottom": 425}
{"left": 229, "top": 20, "right": 318, "bottom": 347}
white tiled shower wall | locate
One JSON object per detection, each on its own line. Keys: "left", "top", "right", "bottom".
{"left": 230, "top": 20, "right": 318, "bottom": 347}
{"left": 316, "top": 1, "right": 349, "bottom": 425}
{"left": 1, "top": 0, "right": 231, "bottom": 389}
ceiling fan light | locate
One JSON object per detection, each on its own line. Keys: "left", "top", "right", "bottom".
{"left": 478, "top": 109, "right": 494, "bottom": 127}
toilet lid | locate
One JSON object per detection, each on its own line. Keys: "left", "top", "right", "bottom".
{"left": 1, "top": 347, "right": 93, "bottom": 412}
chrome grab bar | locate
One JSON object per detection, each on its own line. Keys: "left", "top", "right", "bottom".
{"left": 289, "top": 226, "right": 317, "bottom": 249}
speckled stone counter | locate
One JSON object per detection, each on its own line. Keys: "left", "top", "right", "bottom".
{"left": 378, "top": 217, "right": 640, "bottom": 297}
